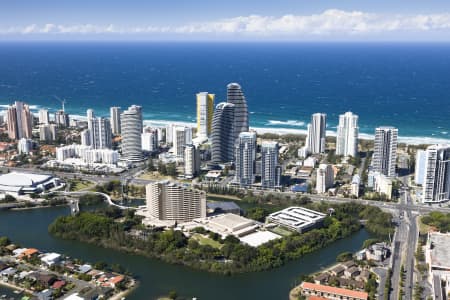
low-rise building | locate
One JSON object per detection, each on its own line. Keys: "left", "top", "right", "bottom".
{"left": 365, "top": 242, "right": 389, "bottom": 261}
{"left": 266, "top": 207, "right": 326, "bottom": 233}
{"left": 426, "top": 232, "right": 450, "bottom": 299}
{"left": 0, "top": 172, "right": 62, "bottom": 196}
{"left": 300, "top": 282, "right": 368, "bottom": 300}
{"left": 40, "top": 253, "right": 61, "bottom": 266}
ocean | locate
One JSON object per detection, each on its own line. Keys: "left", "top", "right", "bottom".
{"left": 0, "top": 41, "right": 449, "bottom": 144}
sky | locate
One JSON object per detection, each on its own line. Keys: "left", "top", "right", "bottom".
{"left": 1, "top": 0, "right": 450, "bottom": 41}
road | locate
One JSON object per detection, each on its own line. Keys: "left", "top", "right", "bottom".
{"left": 373, "top": 267, "right": 387, "bottom": 299}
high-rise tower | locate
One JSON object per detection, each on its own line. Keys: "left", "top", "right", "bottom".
{"left": 211, "top": 102, "right": 235, "bottom": 163}
{"left": 336, "top": 112, "right": 359, "bottom": 157}
{"left": 234, "top": 132, "right": 257, "bottom": 187}
{"left": 306, "top": 113, "right": 327, "bottom": 154}
{"left": 373, "top": 126, "right": 398, "bottom": 177}
{"left": 120, "top": 105, "right": 143, "bottom": 162}
{"left": 422, "top": 144, "right": 450, "bottom": 203}
{"left": 196, "top": 92, "right": 215, "bottom": 138}
{"left": 227, "top": 83, "right": 249, "bottom": 145}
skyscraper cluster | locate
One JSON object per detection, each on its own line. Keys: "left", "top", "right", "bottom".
{"left": 81, "top": 109, "right": 112, "bottom": 149}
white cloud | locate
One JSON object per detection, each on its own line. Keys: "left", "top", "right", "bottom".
{"left": 2, "top": 9, "right": 450, "bottom": 38}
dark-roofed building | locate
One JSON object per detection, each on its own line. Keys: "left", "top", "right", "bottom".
{"left": 330, "top": 265, "right": 345, "bottom": 276}
{"left": 314, "top": 273, "right": 330, "bottom": 284}
{"left": 341, "top": 260, "right": 357, "bottom": 269}
{"left": 344, "top": 266, "right": 360, "bottom": 278}
{"left": 207, "top": 201, "right": 241, "bottom": 216}
{"left": 29, "top": 272, "right": 56, "bottom": 288}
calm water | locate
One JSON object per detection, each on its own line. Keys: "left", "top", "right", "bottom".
{"left": 0, "top": 42, "right": 449, "bottom": 142}
{"left": 0, "top": 206, "right": 370, "bottom": 299}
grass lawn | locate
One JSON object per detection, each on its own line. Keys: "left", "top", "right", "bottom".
{"left": 270, "top": 226, "right": 294, "bottom": 237}
{"left": 138, "top": 171, "right": 173, "bottom": 181}
{"left": 69, "top": 180, "right": 95, "bottom": 191}
{"left": 418, "top": 216, "right": 432, "bottom": 235}
{"left": 191, "top": 233, "right": 223, "bottom": 249}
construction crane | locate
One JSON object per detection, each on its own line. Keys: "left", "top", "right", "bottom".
{"left": 53, "top": 95, "right": 67, "bottom": 112}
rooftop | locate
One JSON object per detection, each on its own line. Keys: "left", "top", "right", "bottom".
{"left": 301, "top": 282, "right": 368, "bottom": 300}
{"left": 429, "top": 232, "right": 450, "bottom": 270}
{"left": 239, "top": 230, "right": 281, "bottom": 247}
{"left": 208, "top": 213, "right": 255, "bottom": 232}
{"left": 0, "top": 172, "right": 53, "bottom": 187}
{"left": 267, "top": 207, "right": 326, "bottom": 232}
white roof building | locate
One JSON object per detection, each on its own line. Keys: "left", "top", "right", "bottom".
{"left": 267, "top": 207, "right": 326, "bottom": 233}
{"left": 0, "top": 172, "right": 60, "bottom": 195}
{"left": 40, "top": 253, "right": 61, "bottom": 266}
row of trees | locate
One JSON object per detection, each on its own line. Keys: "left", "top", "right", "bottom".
{"left": 421, "top": 211, "right": 450, "bottom": 232}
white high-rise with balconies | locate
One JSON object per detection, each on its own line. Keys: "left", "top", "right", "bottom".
{"left": 306, "top": 113, "right": 327, "bottom": 154}
{"left": 234, "top": 132, "right": 256, "bottom": 187}
{"left": 261, "top": 141, "right": 281, "bottom": 189}
{"left": 422, "top": 144, "right": 450, "bottom": 203}
{"left": 146, "top": 181, "right": 206, "bottom": 222}
{"left": 141, "top": 128, "right": 158, "bottom": 152}
{"left": 110, "top": 107, "right": 121, "bottom": 135}
{"left": 196, "top": 92, "right": 215, "bottom": 138}
{"left": 373, "top": 126, "right": 398, "bottom": 177}
{"left": 336, "top": 112, "right": 359, "bottom": 157}
{"left": 173, "top": 126, "right": 192, "bottom": 158}
{"left": 184, "top": 144, "right": 200, "bottom": 179}
{"left": 120, "top": 105, "right": 143, "bottom": 162}
{"left": 38, "top": 109, "right": 49, "bottom": 125}
{"left": 316, "top": 164, "right": 334, "bottom": 194}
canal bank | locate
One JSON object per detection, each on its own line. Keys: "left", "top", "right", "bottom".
{"left": 0, "top": 206, "right": 370, "bottom": 300}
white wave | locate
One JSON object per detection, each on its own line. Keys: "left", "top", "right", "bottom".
{"left": 143, "top": 119, "right": 196, "bottom": 128}
{"left": 251, "top": 126, "right": 450, "bottom": 145}
{"left": 266, "top": 120, "right": 305, "bottom": 127}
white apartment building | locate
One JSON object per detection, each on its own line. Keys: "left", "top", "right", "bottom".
{"left": 146, "top": 181, "right": 206, "bottom": 222}
{"left": 173, "top": 126, "right": 192, "bottom": 158}
{"left": 141, "top": 129, "right": 158, "bottom": 152}
{"left": 336, "top": 112, "right": 359, "bottom": 157}
{"left": 184, "top": 144, "right": 200, "bottom": 179}
{"left": 422, "top": 144, "right": 450, "bottom": 203}
{"left": 316, "top": 163, "right": 334, "bottom": 193}
{"left": 56, "top": 144, "right": 119, "bottom": 165}
{"left": 235, "top": 132, "right": 257, "bottom": 187}
{"left": 373, "top": 126, "right": 398, "bottom": 177}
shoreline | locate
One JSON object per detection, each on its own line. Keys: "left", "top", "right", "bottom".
{"left": 2, "top": 106, "right": 447, "bottom": 145}
{"left": 0, "top": 280, "right": 34, "bottom": 295}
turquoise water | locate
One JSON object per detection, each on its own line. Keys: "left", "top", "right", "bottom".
{"left": 0, "top": 42, "right": 449, "bottom": 143}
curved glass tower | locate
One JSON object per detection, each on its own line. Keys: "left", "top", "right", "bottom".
{"left": 227, "top": 83, "right": 249, "bottom": 145}
{"left": 211, "top": 102, "right": 235, "bottom": 163}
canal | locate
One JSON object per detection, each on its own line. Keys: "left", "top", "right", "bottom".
{"left": 0, "top": 206, "right": 370, "bottom": 299}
